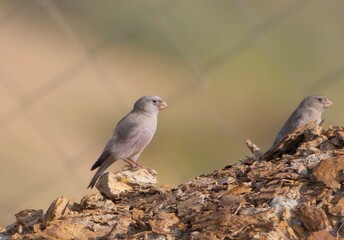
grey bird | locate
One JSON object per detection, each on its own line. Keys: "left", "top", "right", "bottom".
{"left": 271, "top": 94, "right": 333, "bottom": 147}
{"left": 88, "top": 95, "right": 168, "bottom": 189}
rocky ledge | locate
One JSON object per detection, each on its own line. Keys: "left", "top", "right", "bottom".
{"left": 1, "top": 123, "right": 344, "bottom": 239}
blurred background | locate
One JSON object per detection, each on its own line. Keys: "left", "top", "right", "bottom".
{"left": 1, "top": 0, "right": 344, "bottom": 226}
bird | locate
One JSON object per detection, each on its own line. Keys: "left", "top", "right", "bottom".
{"left": 271, "top": 94, "right": 333, "bottom": 147}
{"left": 88, "top": 95, "right": 168, "bottom": 189}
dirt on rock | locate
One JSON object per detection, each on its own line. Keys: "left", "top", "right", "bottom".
{"left": 2, "top": 123, "right": 344, "bottom": 239}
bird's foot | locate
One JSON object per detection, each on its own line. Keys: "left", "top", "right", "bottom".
{"left": 124, "top": 159, "right": 142, "bottom": 169}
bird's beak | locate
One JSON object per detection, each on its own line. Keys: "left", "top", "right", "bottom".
{"left": 159, "top": 101, "right": 168, "bottom": 110}
{"left": 324, "top": 99, "right": 333, "bottom": 108}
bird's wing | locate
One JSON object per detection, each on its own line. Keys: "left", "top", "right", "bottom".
{"left": 110, "top": 112, "right": 156, "bottom": 160}
{"left": 273, "top": 107, "right": 304, "bottom": 146}
{"left": 89, "top": 112, "right": 138, "bottom": 171}
{"left": 273, "top": 107, "right": 319, "bottom": 146}
{"left": 90, "top": 149, "right": 111, "bottom": 170}
{"left": 88, "top": 112, "right": 152, "bottom": 189}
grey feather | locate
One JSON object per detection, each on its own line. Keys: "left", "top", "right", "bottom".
{"left": 88, "top": 95, "right": 167, "bottom": 189}
{"left": 272, "top": 94, "right": 333, "bottom": 147}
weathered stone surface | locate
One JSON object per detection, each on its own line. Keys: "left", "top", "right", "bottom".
{"left": 307, "top": 230, "right": 336, "bottom": 240}
{"left": 313, "top": 156, "right": 344, "bottom": 190}
{"left": 263, "top": 122, "right": 321, "bottom": 160}
{"left": 42, "top": 196, "right": 71, "bottom": 228}
{"left": 96, "top": 167, "right": 158, "bottom": 200}
{"left": 10, "top": 209, "right": 43, "bottom": 235}
{"left": 2, "top": 125, "right": 344, "bottom": 239}
{"left": 298, "top": 204, "right": 328, "bottom": 232}
{"left": 329, "top": 197, "right": 344, "bottom": 216}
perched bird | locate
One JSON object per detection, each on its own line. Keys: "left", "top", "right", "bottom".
{"left": 88, "top": 95, "right": 168, "bottom": 189}
{"left": 271, "top": 94, "right": 333, "bottom": 147}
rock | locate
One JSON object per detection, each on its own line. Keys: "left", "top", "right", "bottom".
{"left": 13, "top": 209, "right": 43, "bottom": 235}
{"left": 42, "top": 196, "right": 71, "bottom": 228}
{"left": 43, "top": 220, "right": 97, "bottom": 239}
{"left": 103, "top": 214, "right": 131, "bottom": 239}
{"left": 80, "top": 193, "right": 104, "bottom": 209}
{"left": 298, "top": 204, "right": 328, "bottom": 231}
{"left": 330, "top": 131, "right": 344, "bottom": 147}
{"left": 177, "top": 192, "right": 208, "bottom": 218}
{"left": 313, "top": 156, "right": 344, "bottom": 190}
{"left": 246, "top": 139, "right": 264, "bottom": 160}
{"left": 219, "top": 194, "right": 245, "bottom": 208}
{"left": 263, "top": 122, "right": 321, "bottom": 160}
{"left": 329, "top": 197, "right": 344, "bottom": 216}
{"left": 307, "top": 230, "right": 336, "bottom": 240}
{"left": 2, "top": 125, "right": 344, "bottom": 239}
{"left": 96, "top": 167, "right": 158, "bottom": 200}
{"left": 271, "top": 196, "right": 298, "bottom": 219}
{"left": 148, "top": 212, "right": 180, "bottom": 235}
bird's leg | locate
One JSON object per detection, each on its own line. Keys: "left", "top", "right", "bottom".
{"left": 123, "top": 159, "right": 136, "bottom": 167}
{"left": 124, "top": 159, "right": 142, "bottom": 168}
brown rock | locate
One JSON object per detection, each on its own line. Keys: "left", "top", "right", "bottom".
{"left": 219, "top": 194, "right": 245, "bottom": 208}
{"left": 106, "top": 214, "right": 131, "bottom": 239}
{"left": 263, "top": 122, "right": 321, "bottom": 160}
{"left": 15, "top": 209, "right": 43, "bottom": 226}
{"left": 307, "top": 229, "right": 336, "bottom": 240}
{"left": 329, "top": 197, "right": 344, "bottom": 216}
{"left": 330, "top": 131, "right": 344, "bottom": 147}
{"left": 313, "top": 156, "right": 344, "bottom": 190}
{"left": 177, "top": 192, "right": 207, "bottom": 218}
{"left": 79, "top": 193, "right": 115, "bottom": 210}
{"left": 148, "top": 212, "right": 180, "bottom": 235}
{"left": 14, "top": 209, "right": 43, "bottom": 234}
{"left": 298, "top": 204, "right": 328, "bottom": 231}
{"left": 96, "top": 167, "right": 158, "bottom": 200}
{"left": 44, "top": 220, "right": 97, "bottom": 239}
{"left": 2, "top": 125, "right": 344, "bottom": 239}
{"left": 246, "top": 161, "right": 284, "bottom": 181}
{"left": 246, "top": 139, "right": 264, "bottom": 160}
{"left": 42, "top": 196, "right": 71, "bottom": 228}
{"left": 132, "top": 208, "right": 145, "bottom": 220}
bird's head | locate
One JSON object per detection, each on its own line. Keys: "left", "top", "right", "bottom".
{"left": 134, "top": 95, "right": 168, "bottom": 114}
{"left": 301, "top": 94, "right": 333, "bottom": 113}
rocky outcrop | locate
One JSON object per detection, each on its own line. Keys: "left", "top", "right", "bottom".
{"left": 1, "top": 124, "right": 344, "bottom": 239}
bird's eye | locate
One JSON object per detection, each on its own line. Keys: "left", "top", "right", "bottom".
{"left": 152, "top": 100, "right": 157, "bottom": 104}
{"left": 318, "top": 98, "right": 323, "bottom": 102}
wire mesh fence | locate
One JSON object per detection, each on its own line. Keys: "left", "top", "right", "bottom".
{"left": 1, "top": 0, "right": 344, "bottom": 226}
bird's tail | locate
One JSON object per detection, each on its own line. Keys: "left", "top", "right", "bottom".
{"left": 87, "top": 158, "right": 115, "bottom": 189}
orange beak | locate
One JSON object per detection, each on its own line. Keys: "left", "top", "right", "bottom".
{"left": 324, "top": 99, "right": 333, "bottom": 108}
{"left": 159, "top": 100, "right": 168, "bottom": 110}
